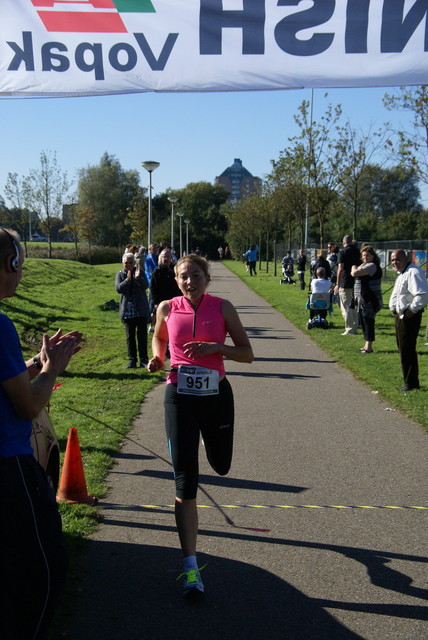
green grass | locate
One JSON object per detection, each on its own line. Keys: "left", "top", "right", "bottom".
{"left": 2, "top": 259, "right": 164, "bottom": 543}
{"left": 224, "top": 260, "right": 428, "bottom": 431}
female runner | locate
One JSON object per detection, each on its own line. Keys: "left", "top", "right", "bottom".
{"left": 147, "top": 254, "right": 253, "bottom": 597}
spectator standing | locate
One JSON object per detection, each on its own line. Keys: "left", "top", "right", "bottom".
{"left": 150, "top": 248, "right": 182, "bottom": 310}
{"left": 243, "top": 244, "right": 258, "bottom": 276}
{"left": 296, "top": 249, "right": 307, "bottom": 290}
{"left": 351, "top": 245, "right": 383, "bottom": 353}
{"left": 217, "top": 246, "right": 224, "bottom": 260}
{"left": 334, "top": 235, "right": 361, "bottom": 335}
{"left": 145, "top": 243, "right": 159, "bottom": 332}
{"left": 389, "top": 249, "right": 428, "bottom": 391}
{"left": 311, "top": 249, "right": 331, "bottom": 280}
{"left": 145, "top": 243, "right": 159, "bottom": 286}
{"left": 0, "top": 228, "right": 82, "bottom": 640}
{"left": 327, "top": 243, "right": 339, "bottom": 284}
{"left": 116, "top": 252, "right": 150, "bottom": 368}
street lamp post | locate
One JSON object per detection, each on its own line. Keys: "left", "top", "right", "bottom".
{"left": 167, "top": 195, "right": 178, "bottom": 251}
{"left": 141, "top": 161, "right": 160, "bottom": 247}
{"left": 176, "top": 212, "right": 184, "bottom": 258}
{"left": 184, "top": 218, "right": 190, "bottom": 255}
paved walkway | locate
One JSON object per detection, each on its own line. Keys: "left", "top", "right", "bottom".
{"left": 57, "top": 262, "right": 427, "bottom": 640}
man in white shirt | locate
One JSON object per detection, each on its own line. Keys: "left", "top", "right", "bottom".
{"left": 389, "top": 249, "right": 428, "bottom": 391}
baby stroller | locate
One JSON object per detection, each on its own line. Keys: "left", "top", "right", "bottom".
{"left": 306, "top": 291, "right": 334, "bottom": 329}
{"left": 280, "top": 264, "right": 296, "bottom": 285}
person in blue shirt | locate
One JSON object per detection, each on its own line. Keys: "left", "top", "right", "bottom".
{"left": 243, "top": 244, "right": 258, "bottom": 276}
{"left": 145, "top": 242, "right": 159, "bottom": 332}
{"left": 0, "top": 228, "right": 82, "bottom": 640}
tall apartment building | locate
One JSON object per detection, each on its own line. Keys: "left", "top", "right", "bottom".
{"left": 216, "top": 158, "right": 262, "bottom": 202}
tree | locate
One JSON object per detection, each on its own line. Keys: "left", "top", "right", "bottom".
{"left": 336, "top": 121, "right": 392, "bottom": 239}
{"left": 267, "top": 143, "right": 309, "bottom": 249}
{"left": 125, "top": 189, "right": 148, "bottom": 246}
{"left": 76, "top": 206, "right": 97, "bottom": 263}
{"left": 61, "top": 202, "right": 80, "bottom": 260}
{"left": 173, "top": 182, "right": 229, "bottom": 257}
{"left": 25, "top": 151, "right": 70, "bottom": 258}
{"left": 4, "top": 172, "right": 35, "bottom": 255}
{"left": 77, "top": 153, "right": 140, "bottom": 248}
{"left": 368, "top": 165, "right": 421, "bottom": 220}
{"left": 383, "top": 85, "right": 428, "bottom": 184}
{"left": 288, "top": 97, "right": 345, "bottom": 246}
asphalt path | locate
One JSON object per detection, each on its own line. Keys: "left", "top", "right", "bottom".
{"left": 57, "top": 262, "right": 427, "bottom": 640}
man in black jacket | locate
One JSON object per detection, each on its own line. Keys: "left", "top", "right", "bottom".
{"left": 334, "top": 235, "right": 361, "bottom": 335}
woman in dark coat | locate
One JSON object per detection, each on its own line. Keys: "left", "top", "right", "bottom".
{"left": 115, "top": 252, "right": 150, "bottom": 368}
{"left": 311, "top": 249, "right": 331, "bottom": 281}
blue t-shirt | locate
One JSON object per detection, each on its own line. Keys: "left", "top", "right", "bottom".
{"left": 0, "top": 313, "right": 33, "bottom": 457}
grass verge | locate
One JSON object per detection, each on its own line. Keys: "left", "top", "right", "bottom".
{"left": 223, "top": 260, "right": 428, "bottom": 431}
{"left": 2, "top": 258, "right": 164, "bottom": 547}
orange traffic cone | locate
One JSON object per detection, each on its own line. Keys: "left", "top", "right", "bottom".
{"left": 57, "top": 427, "right": 97, "bottom": 505}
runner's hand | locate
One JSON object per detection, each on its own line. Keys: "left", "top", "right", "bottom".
{"left": 183, "top": 341, "right": 217, "bottom": 360}
{"left": 147, "top": 355, "right": 164, "bottom": 372}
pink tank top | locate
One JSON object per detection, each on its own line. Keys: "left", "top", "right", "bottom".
{"left": 166, "top": 294, "right": 226, "bottom": 383}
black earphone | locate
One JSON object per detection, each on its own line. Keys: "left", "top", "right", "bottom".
{"left": 1, "top": 229, "right": 20, "bottom": 272}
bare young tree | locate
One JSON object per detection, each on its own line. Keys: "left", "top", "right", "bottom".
{"left": 25, "top": 150, "right": 70, "bottom": 258}
{"left": 336, "top": 121, "right": 392, "bottom": 239}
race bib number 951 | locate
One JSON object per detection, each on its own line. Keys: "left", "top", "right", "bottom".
{"left": 177, "top": 365, "right": 219, "bottom": 396}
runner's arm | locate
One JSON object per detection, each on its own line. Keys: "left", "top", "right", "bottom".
{"left": 147, "top": 300, "right": 170, "bottom": 372}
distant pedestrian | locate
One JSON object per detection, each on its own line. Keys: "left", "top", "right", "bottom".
{"left": 243, "top": 244, "right": 258, "bottom": 276}
{"left": 389, "top": 249, "right": 428, "bottom": 391}
{"left": 217, "top": 246, "right": 224, "bottom": 260}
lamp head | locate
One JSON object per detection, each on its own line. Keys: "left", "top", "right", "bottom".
{"left": 141, "top": 161, "right": 160, "bottom": 173}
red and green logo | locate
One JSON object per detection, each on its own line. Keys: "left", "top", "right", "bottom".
{"left": 31, "top": 0, "right": 156, "bottom": 34}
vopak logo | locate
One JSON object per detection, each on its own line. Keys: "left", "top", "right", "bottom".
{"left": 30, "top": 0, "right": 156, "bottom": 34}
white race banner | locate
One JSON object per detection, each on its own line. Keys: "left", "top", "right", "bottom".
{"left": 1, "top": 0, "right": 427, "bottom": 97}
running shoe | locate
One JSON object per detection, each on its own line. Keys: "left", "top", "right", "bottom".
{"left": 177, "top": 565, "right": 206, "bottom": 597}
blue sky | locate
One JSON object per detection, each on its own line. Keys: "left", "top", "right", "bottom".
{"left": 1, "top": 86, "right": 425, "bottom": 206}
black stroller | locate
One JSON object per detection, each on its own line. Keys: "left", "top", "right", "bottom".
{"left": 280, "top": 263, "right": 296, "bottom": 285}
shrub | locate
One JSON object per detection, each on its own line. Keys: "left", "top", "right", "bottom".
{"left": 25, "top": 243, "right": 122, "bottom": 265}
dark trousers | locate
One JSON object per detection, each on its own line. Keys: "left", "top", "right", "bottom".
{"left": 0, "top": 455, "right": 68, "bottom": 640}
{"left": 164, "top": 379, "right": 234, "bottom": 500}
{"left": 124, "top": 316, "right": 148, "bottom": 362}
{"left": 395, "top": 311, "right": 423, "bottom": 389}
{"left": 298, "top": 271, "right": 305, "bottom": 290}
{"left": 359, "top": 311, "right": 376, "bottom": 342}
{"left": 249, "top": 261, "right": 257, "bottom": 276}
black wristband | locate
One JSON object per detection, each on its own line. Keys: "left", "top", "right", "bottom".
{"left": 32, "top": 356, "right": 43, "bottom": 370}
